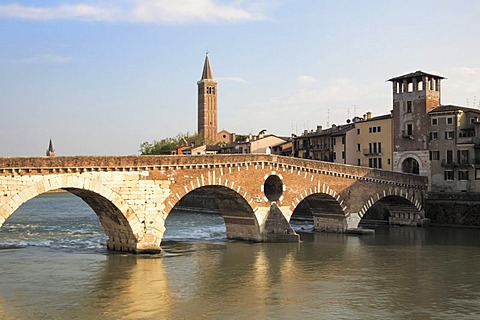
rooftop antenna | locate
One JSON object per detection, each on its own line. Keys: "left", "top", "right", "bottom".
{"left": 354, "top": 105, "right": 357, "bottom": 116}
{"left": 467, "top": 98, "right": 470, "bottom": 107}
{"left": 347, "top": 108, "right": 350, "bottom": 120}
{"left": 327, "top": 109, "right": 330, "bottom": 128}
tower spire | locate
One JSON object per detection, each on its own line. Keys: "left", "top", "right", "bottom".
{"left": 201, "top": 52, "right": 214, "bottom": 80}
{"left": 46, "top": 138, "right": 55, "bottom": 157}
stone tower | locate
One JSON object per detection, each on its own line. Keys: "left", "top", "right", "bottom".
{"left": 388, "top": 70, "right": 444, "bottom": 176}
{"left": 197, "top": 53, "right": 218, "bottom": 145}
{"left": 46, "top": 138, "right": 55, "bottom": 157}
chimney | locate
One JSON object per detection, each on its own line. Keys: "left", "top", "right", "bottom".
{"left": 366, "top": 112, "right": 372, "bottom": 120}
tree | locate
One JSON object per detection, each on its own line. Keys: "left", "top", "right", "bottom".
{"left": 139, "top": 132, "right": 203, "bottom": 155}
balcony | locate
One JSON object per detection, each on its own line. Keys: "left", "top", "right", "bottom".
{"left": 441, "top": 160, "right": 473, "bottom": 168}
{"left": 363, "top": 149, "right": 383, "bottom": 156}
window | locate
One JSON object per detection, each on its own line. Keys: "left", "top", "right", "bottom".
{"left": 459, "top": 170, "right": 469, "bottom": 180}
{"left": 357, "top": 144, "right": 361, "bottom": 152}
{"left": 457, "top": 150, "right": 469, "bottom": 164}
{"left": 369, "top": 127, "right": 372, "bottom": 133}
{"left": 333, "top": 138, "right": 336, "bottom": 146}
{"left": 406, "top": 124, "right": 413, "bottom": 136}
{"left": 429, "top": 132, "right": 438, "bottom": 141}
{"left": 357, "top": 129, "right": 360, "bottom": 134}
{"left": 431, "top": 118, "right": 438, "bottom": 126}
{"left": 377, "top": 126, "right": 381, "bottom": 132}
{"left": 447, "top": 117, "right": 453, "bottom": 125}
{"left": 357, "top": 159, "right": 361, "bottom": 166}
{"left": 406, "top": 101, "right": 412, "bottom": 113}
{"left": 342, "top": 151, "right": 345, "bottom": 159}
{"left": 378, "top": 142, "right": 382, "bottom": 153}
{"left": 476, "top": 169, "right": 480, "bottom": 180}
{"left": 445, "top": 131, "right": 454, "bottom": 140}
{"left": 444, "top": 170, "right": 454, "bottom": 181}
{"left": 430, "top": 151, "right": 440, "bottom": 160}
{"left": 446, "top": 150, "right": 453, "bottom": 164}
{"left": 368, "top": 158, "right": 382, "bottom": 169}
{"left": 333, "top": 152, "right": 336, "bottom": 160}
{"left": 341, "top": 136, "right": 345, "bottom": 144}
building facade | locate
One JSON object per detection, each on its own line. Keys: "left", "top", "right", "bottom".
{"left": 355, "top": 113, "right": 393, "bottom": 170}
{"left": 429, "top": 105, "right": 480, "bottom": 192}
{"left": 197, "top": 54, "right": 218, "bottom": 144}
{"left": 388, "top": 71, "right": 444, "bottom": 176}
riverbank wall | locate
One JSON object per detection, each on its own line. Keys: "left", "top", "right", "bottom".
{"left": 425, "top": 192, "right": 480, "bottom": 227}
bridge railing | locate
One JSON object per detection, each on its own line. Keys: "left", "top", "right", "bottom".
{"left": 0, "top": 155, "right": 428, "bottom": 188}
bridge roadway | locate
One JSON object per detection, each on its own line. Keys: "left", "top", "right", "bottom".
{"left": 0, "top": 155, "right": 428, "bottom": 253}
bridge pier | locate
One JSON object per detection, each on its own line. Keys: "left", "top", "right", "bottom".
{"left": 261, "top": 204, "right": 299, "bottom": 242}
{"left": 313, "top": 212, "right": 348, "bottom": 233}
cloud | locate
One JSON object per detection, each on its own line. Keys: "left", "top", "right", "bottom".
{"left": 0, "top": 1, "right": 266, "bottom": 24}
{"left": 10, "top": 54, "right": 75, "bottom": 64}
{"left": 217, "top": 76, "right": 248, "bottom": 84}
{"left": 0, "top": 4, "right": 119, "bottom": 21}
{"left": 296, "top": 75, "right": 318, "bottom": 87}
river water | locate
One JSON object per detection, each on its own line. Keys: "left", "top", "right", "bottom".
{"left": 1, "top": 192, "right": 480, "bottom": 319}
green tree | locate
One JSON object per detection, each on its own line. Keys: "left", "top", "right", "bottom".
{"left": 139, "top": 132, "right": 203, "bottom": 155}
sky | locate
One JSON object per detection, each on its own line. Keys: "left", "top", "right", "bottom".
{"left": 1, "top": 0, "right": 479, "bottom": 156}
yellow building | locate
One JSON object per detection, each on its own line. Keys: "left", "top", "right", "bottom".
{"left": 355, "top": 113, "right": 393, "bottom": 170}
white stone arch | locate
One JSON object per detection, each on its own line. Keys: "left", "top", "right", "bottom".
{"left": 397, "top": 153, "right": 423, "bottom": 175}
{"left": 0, "top": 175, "right": 143, "bottom": 252}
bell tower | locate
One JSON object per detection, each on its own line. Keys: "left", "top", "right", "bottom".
{"left": 388, "top": 70, "right": 444, "bottom": 176}
{"left": 197, "top": 53, "right": 218, "bottom": 145}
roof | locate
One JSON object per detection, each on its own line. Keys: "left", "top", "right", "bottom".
{"left": 201, "top": 54, "right": 214, "bottom": 80}
{"left": 429, "top": 105, "right": 480, "bottom": 114}
{"left": 359, "top": 113, "right": 392, "bottom": 123}
{"left": 388, "top": 70, "right": 445, "bottom": 82}
{"left": 331, "top": 123, "right": 355, "bottom": 136}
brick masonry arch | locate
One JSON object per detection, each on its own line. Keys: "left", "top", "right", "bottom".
{"left": 357, "top": 187, "right": 425, "bottom": 226}
{"left": 163, "top": 169, "right": 266, "bottom": 241}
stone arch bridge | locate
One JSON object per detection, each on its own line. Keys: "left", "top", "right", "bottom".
{"left": 0, "top": 155, "right": 427, "bottom": 253}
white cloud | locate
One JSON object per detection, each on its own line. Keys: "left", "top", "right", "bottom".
{"left": 217, "top": 76, "right": 248, "bottom": 84}
{"left": 296, "top": 75, "right": 318, "bottom": 87}
{"left": 0, "top": 4, "right": 119, "bottom": 21}
{"left": 0, "top": 1, "right": 266, "bottom": 24}
{"left": 10, "top": 54, "right": 75, "bottom": 64}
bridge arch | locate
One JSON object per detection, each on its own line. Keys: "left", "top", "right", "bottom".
{"left": 358, "top": 188, "right": 425, "bottom": 226}
{"left": 169, "top": 185, "right": 262, "bottom": 241}
{"left": 292, "top": 192, "right": 347, "bottom": 232}
{"left": 0, "top": 176, "right": 143, "bottom": 253}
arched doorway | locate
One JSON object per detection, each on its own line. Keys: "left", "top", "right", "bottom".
{"left": 401, "top": 158, "right": 419, "bottom": 174}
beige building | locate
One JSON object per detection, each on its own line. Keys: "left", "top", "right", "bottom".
{"left": 355, "top": 113, "right": 393, "bottom": 170}
{"left": 429, "top": 105, "right": 480, "bottom": 192}
{"left": 220, "top": 134, "right": 287, "bottom": 154}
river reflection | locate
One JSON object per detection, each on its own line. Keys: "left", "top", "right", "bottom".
{"left": 1, "top": 193, "right": 480, "bottom": 319}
